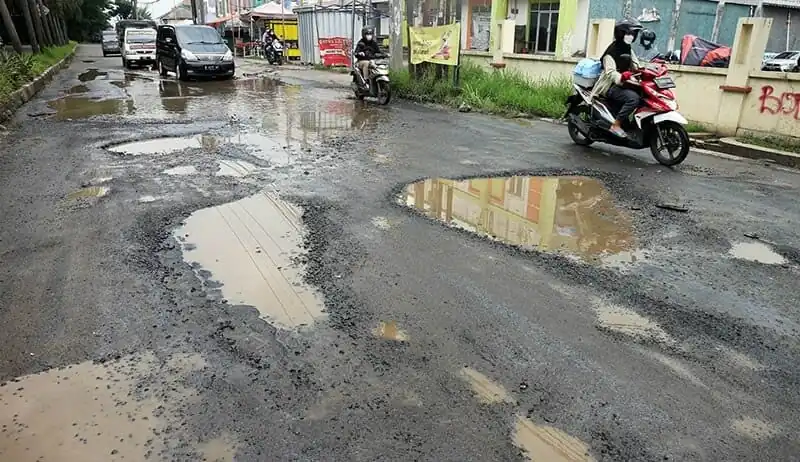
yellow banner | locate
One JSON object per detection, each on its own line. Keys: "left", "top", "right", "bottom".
{"left": 409, "top": 23, "right": 461, "bottom": 66}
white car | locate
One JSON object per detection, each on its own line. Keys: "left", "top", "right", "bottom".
{"left": 122, "top": 27, "right": 157, "bottom": 69}
{"left": 761, "top": 51, "right": 799, "bottom": 72}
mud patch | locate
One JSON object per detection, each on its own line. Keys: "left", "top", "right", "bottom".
{"left": 67, "top": 186, "right": 110, "bottom": 200}
{"left": 512, "top": 415, "right": 595, "bottom": 461}
{"left": 731, "top": 417, "right": 778, "bottom": 440}
{"left": 592, "top": 298, "right": 672, "bottom": 344}
{"left": 47, "top": 96, "right": 133, "bottom": 120}
{"left": 163, "top": 165, "right": 198, "bottom": 176}
{"left": 372, "top": 321, "right": 408, "bottom": 341}
{"left": 728, "top": 241, "right": 786, "bottom": 265}
{"left": 401, "top": 176, "right": 637, "bottom": 264}
{"left": 0, "top": 352, "right": 223, "bottom": 461}
{"left": 174, "top": 192, "right": 326, "bottom": 329}
{"left": 459, "top": 367, "right": 516, "bottom": 404}
{"left": 109, "top": 134, "right": 218, "bottom": 155}
{"left": 78, "top": 68, "right": 108, "bottom": 82}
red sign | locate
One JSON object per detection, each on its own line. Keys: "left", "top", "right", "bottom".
{"left": 318, "top": 37, "right": 351, "bottom": 67}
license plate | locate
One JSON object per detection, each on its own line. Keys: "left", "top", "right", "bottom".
{"left": 654, "top": 76, "right": 675, "bottom": 89}
{"left": 204, "top": 65, "right": 219, "bottom": 71}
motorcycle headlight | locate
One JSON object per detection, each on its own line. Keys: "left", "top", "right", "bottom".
{"left": 222, "top": 50, "right": 234, "bottom": 62}
{"left": 181, "top": 49, "right": 198, "bottom": 61}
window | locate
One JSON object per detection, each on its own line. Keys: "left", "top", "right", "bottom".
{"left": 528, "top": 2, "right": 559, "bottom": 54}
{"left": 176, "top": 27, "right": 224, "bottom": 45}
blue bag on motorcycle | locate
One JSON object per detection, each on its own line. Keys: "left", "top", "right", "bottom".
{"left": 573, "top": 58, "right": 601, "bottom": 88}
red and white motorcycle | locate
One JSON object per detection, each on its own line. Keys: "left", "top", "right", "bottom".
{"left": 564, "top": 57, "right": 690, "bottom": 166}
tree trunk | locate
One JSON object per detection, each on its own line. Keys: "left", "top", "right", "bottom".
{"left": 29, "top": 0, "right": 48, "bottom": 48}
{"left": 42, "top": 9, "right": 55, "bottom": 46}
{"left": 0, "top": 0, "right": 25, "bottom": 53}
{"left": 51, "top": 14, "right": 64, "bottom": 44}
{"left": 18, "top": 0, "right": 41, "bottom": 53}
{"left": 60, "top": 16, "right": 68, "bottom": 42}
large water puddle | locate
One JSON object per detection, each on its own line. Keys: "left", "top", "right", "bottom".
{"left": 728, "top": 241, "right": 786, "bottom": 265}
{"left": 174, "top": 192, "right": 325, "bottom": 329}
{"left": 0, "top": 352, "right": 234, "bottom": 460}
{"left": 402, "top": 176, "right": 638, "bottom": 264}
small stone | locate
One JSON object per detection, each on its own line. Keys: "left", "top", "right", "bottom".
{"left": 458, "top": 103, "right": 472, "bottom": 113}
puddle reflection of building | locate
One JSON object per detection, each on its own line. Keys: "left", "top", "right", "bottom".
{"left": 405, "top": 176, "right": 635, "bottom": 261}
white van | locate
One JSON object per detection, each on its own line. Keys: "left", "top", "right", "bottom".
{"left": 122, "top": 27, "right": 157, "bottom": 69}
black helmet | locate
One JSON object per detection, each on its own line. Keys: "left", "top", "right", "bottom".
{"left": 614, "top": 18, "right": 643, "bottom": 41}
{"left": 640, "top": 29, "right": 656, "bottom": 47}
{"left": 361, "top": 26, "right": 375, "bottom": 40}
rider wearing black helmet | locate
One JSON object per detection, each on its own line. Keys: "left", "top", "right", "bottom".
{"left": 636, "top": 29, "right": 658, "bottom": 61}
{"left": 354, "top": 26, "right": 381, "bottom": 87}
{"left": 593, "top": 18, "right": 643, "bottom": 138}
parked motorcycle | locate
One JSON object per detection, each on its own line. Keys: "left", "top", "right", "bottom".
{"left": 265, "top": 39, "right": 284, "bottom": 65}
{"left": 564, "top": 56, "right": 690, "bottom": 166}
{"left": 350, "top": 55, "right": 391, "bottom": 105}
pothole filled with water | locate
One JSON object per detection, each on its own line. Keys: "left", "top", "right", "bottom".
{"left": 47, "top": 97, "right": 134, "bottom": 120}
{"left": 108, "top": 134, "right": 219, "bottom": 155}
{"left": 401, "top": 176, "right": 638, "bottom": 264}
{"left": 174, "top": 192, "right": 326, "bottom": 330}
{"left": 78, "top": 68, "right": 108, "bottom": 82}
{"left": 728, "top": 241, "right": 786, "bottom": 265}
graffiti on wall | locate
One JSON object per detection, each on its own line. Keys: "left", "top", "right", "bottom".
{"left": 758, "top": 85, "right": 800, "bottom": 120}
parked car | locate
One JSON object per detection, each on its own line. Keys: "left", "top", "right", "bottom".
{"left": 761, "top": 51, "right": 799, "bottom": 72}
{"left": 101, "top": 30, "right": 120, "bottom": 57}
{"left": 122, "top": 28, "right": 156, "bottom": 68}
{"left": 156, "top": 24, "right": 234, "bottom": 81}
{"left": 762, "top": 52, "right": 778, "bottom": 66}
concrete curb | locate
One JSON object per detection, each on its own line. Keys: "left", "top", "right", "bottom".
{"left": 690, "top": 133, "right": 800, "bottom": 168}
{"left": 718, "top": 138, "right": 800, "bottom": 168}
{"left": 0, "top": 44, "right": 78, "bottom": 125}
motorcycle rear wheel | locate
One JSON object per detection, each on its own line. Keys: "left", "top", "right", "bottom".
{"left": 567, "top": 107, "right": 593, "bottom": 146}
{"left": 649, "top": 121, "right": 690, "bottom": 166}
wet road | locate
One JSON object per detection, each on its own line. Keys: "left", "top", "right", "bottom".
{"left": 1, "top": 44, "right": 799, "bottom": 461}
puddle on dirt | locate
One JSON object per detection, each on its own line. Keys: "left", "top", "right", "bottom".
{"left": 78, "top": 68, "right": 108, "bottom": 82}
{"left": 174, "top": 191, "right": 326, "bottom": 329}
{"left": 731, "top": 417, "right": 778, "bottom": 440}
{"left": 372, "top": 321, "right": 408, "bottom": 341}
{"left": 459, "top": 367, "right": 516, "bottom": 405}
{"left": 216, "top": 159, "right": 259, "bottom": 177}
{"left": 109, "top": 134, "right": 218, "bottom": 155}
{"left": 47, "top": 96, "right": 133, "bottom": 120}
{"left": 592, "top": 298, "right": 673, "bottom": 344}
{"left": 512, "top": 415, "right": 595, "bottom": 462}
{"left": 401, "top": 176, "right": 637, "bottom": 264}
{"left": 67, "top": 186, "right": 109, "bottom": 200}
{"left": 728, "top": 241, "right": 786, "bottom": 265}
{"left": 66, "top": 84, "right": 90, "bottom": 95}
{"left": 0, "top": 352, "right": 220, "bottom": 461}
{"left": 163, "top": 165, "right": 198, "bottom": 176}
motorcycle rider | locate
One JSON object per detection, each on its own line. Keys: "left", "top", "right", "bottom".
{"left": 354, "top": 26, "right": 381, "bottom": 87}
{"left": 262, "top": 27, "right": 279, "bottom": 56}
{"left": 636, "top": 29, "right": 659, "bottom": 62}
{"left": 592, "top": 18, "right": 643, "bottom": 138}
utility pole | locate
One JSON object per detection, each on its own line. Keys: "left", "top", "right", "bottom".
{"left": 405, "top": 0, "right": 414, "bottom": 74}
{"left": 191, "top": 0, "right": 198, "bottom": 24}
{"left": 388, "top": 0, "right": 403, "bottom": 69}
{"left": 133, "top": 0, "right": 138, "bottom": 19}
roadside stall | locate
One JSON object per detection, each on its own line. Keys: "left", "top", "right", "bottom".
{"left": 207, "top": 14, "right": 251, "bottom": 56}
{"left": 241, "top": 2, "right": 300, "bottom": 61}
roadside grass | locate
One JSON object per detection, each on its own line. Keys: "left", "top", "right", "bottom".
{"left": 0, "top": 42, "right": 77, "bottom": 104}
{"left": 685, "top": 122, "right": 708, "bottom": 133}
{"left": 739, "top": 134, "right": 800, "bottom": 154}
{"left": 390, "top": 63, "right": 573, "bottom": 119}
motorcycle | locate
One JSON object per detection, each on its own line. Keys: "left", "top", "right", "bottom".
{"left": 564, "top": 56, "right": 690, "bottom": 166}
{"left": 265, "top": 39, "right": 284, "bottom": 65}
{"left": 351, "top": 55, "right": 391, "bottom": 105}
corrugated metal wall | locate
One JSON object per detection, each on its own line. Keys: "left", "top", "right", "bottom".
{"left": 297, "top": 7, "right": 366, "bottom": 64}
{"left": 763, "top": 6, "right": 800, "bottom": 52}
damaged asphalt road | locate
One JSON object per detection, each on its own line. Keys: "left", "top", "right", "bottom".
{"left": 0, "top": 44, "right": 798, "bottom": 461}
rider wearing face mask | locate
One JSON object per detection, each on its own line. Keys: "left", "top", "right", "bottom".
{"left": 354, "top": 26, "right": 381, "bottom": 86}
{"left": 593, "top": 18, "right": 643, "bottom": 138}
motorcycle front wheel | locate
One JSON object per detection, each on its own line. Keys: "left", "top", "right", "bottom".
{"left": 650, "top": 121, "right": 690, "bottom": 166}
{"left": 376, "top": 80, "right": 391, "bottom": 105}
